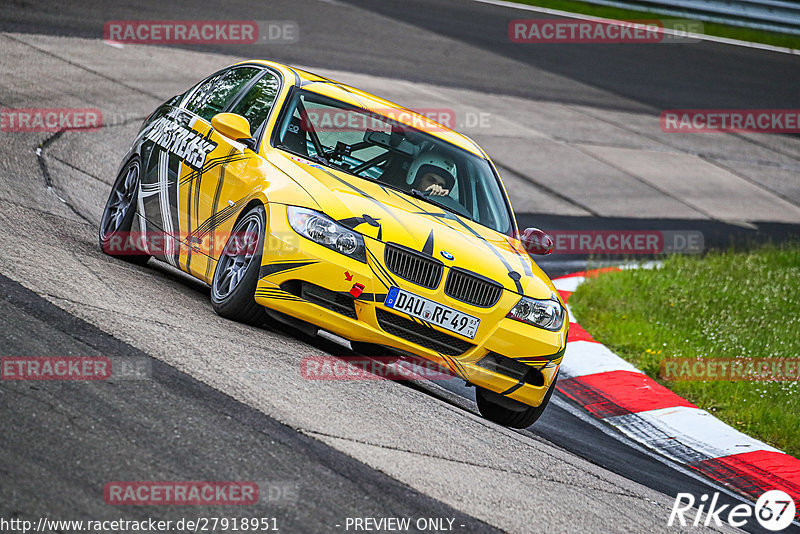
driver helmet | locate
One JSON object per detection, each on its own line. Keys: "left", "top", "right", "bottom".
{"left": 406, "top": 150, "right": 456, "bottom": 191}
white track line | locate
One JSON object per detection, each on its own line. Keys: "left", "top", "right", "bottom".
{"left": 553, "top": 275, "right": 585, "bottom": 292}
{"left": 471, "top": 0, "right": 800, "bottom": 55}
{"left": 562, "top": 340, "right": 644, "bottom": 377}
{"left": 553, "top": 395, "right": 800, "bottom": 531}
{"left": 608, "top": 406, "right": 781, "bottom": 458}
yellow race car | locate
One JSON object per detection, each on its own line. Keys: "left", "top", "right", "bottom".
{"left": 99, "top": 60, "right": 567, "bottom": 427}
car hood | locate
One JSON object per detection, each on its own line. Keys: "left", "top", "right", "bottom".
{"left": 272, "top": 152, "right": 554, "bottom": 298}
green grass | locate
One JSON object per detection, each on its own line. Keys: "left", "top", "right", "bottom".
{"left": 508, "top": 0, "right": 800, "bottom": 49}
{"left": 569, "top": 245, "right": 800, "bottom": 458}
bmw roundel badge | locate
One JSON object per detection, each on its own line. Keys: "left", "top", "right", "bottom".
{"left": 440, "top": 251, "right": 454, "bottom": 260}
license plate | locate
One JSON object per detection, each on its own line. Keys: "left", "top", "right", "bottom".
{"left": 384, "top": 287, "right": 480, "bottom": 340}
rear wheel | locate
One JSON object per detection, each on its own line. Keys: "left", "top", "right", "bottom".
{"left": 476, "top": 370, "right": 558, "bottom": 428}
{"left": 99, "top": 157, "right": 150, "bottom": 265}
{"left": 210, "top": 205, "right": 267, "bottom": 325}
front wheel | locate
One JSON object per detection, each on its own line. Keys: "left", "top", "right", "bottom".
{"left": 210, "top": 205, "right": 267, "bottom": 325}
{"left": 476, "top": 370, "right": 559, "bottom": 428}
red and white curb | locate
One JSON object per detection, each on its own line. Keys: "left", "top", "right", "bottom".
{"left": 553, "top": 268, "right": 800, "bottom": 514}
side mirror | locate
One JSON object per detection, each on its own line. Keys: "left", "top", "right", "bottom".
{"left": 521, "top": 227, "right": 554, "bottom": 255}
{"left": 211, "top": 113, "right": 256, "bottom": 150}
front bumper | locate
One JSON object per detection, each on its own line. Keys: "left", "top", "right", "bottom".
{"left": 255, "top": 203, "right": 566, "bottom": 408}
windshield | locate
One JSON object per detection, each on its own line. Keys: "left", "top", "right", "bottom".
{"left": 273, "top": 89, "right": 514, "bottom": 235}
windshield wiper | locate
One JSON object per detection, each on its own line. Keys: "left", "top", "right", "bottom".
{"left": 276, "top": 144, "right": 329, "bottom": 166}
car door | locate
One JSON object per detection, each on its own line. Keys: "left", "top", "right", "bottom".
{"left": 182, "top": 68, "right": 282, "bottom": 282}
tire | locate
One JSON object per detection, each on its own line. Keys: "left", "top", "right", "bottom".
{"left": 210, "top": 204, "right": 267, "bottom": 325}
{"left": 476, "top": 370, "right": 559, "bottom": 428}
{"left": 99, "top": 157, "right": 150, "bottom": 265}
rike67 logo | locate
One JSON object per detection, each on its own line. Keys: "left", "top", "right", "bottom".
{"left": 669, "top": 490, "right": 796, "bottom": 531}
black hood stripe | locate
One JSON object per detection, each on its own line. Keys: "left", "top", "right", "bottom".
{"left": 316, "top": 169, "right": 415, "bottom": 243}
{"left": 259, "top": 261, "right": 319, "bottom": 279}
{"left": 422, "top": 230, "right": 434, "bottom": 256}
{"left": 366, "top": 248, "right": 397, "bottom": 290}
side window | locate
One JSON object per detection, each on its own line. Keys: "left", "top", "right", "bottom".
{"left": 183, "top": 73, "right": 223, "bottom": 115}
{"left": 185, "top": 67, "right": 261, "bottom": 122}
{"left": 230, "top": 72, "right": 280, "bottom": 132}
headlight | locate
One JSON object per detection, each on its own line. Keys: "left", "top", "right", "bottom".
{"left": 507, "top": 295, "right": 565, "bottom": 331}
{"left": 287, "top": 206, "right": 366, "bottom": 262}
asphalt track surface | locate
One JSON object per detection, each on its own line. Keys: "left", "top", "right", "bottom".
{"left": 1, "top": 1, "right": 799, "bottom": 533}
{"left": 4, "top": 0, "right": 800, "bottom": 111}
{"left": 0, "top": 272, "right": 500, "bottom": 533}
